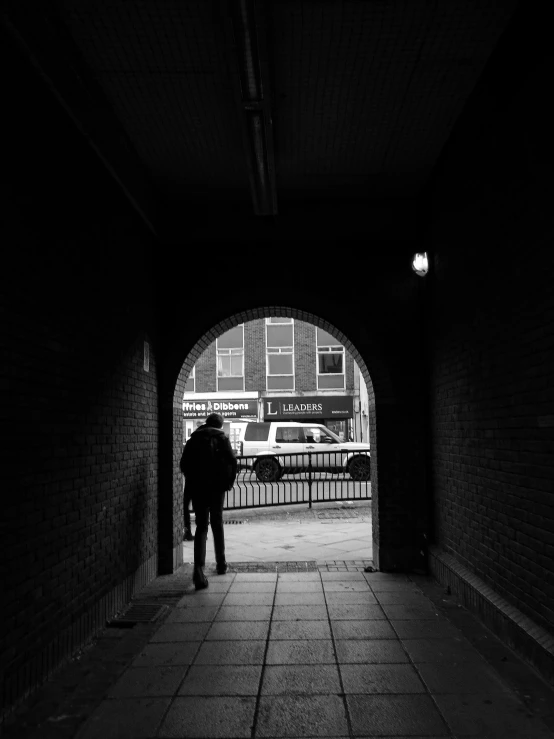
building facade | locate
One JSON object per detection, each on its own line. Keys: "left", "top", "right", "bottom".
{"left": 183, "top": 317, "right": 369, "bottom": 446}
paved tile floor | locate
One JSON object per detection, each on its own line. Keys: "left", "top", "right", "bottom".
{"left": 3, "top": 509, "right": 554, "bottom": 738}
{"left": 70, "top": 569, "right": 554, "bottom": 739}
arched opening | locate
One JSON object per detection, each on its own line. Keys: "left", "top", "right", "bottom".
{"left": 159, "top": 303, "right": 424, "bottom": 576}
{"left": 177, "top": 311, "right": 375, "bottom": 568}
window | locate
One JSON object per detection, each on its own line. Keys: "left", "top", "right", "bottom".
{"left": 184, "top": 364, "right": 195, "bottom": 393}
{"left": 217, "top": 325, "right": 244, "bottom": 391}
{"left": 244, "top": 423, "right": 271, "bottom": 442}
{"left": 275, "top": 426, "right": 302, "bottom": 443}
{"left": 316, "top": 327, "right": 345, "bottom": 389}
{"left": 304, "top": 425, "right": 340, "bottom": 443}
{"left": 266, "top": 320, "right": 294, "bottom": 390}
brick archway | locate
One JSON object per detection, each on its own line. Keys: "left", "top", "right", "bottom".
{"left": 173, "top": 306, "right": 387, "bottom": 403}
{"left": 160, "top": 304, "right": 425, "bottom": 576}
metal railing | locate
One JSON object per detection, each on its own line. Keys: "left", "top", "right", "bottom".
{"left": 225, "top": 451, "right": 371, "bottom": 510}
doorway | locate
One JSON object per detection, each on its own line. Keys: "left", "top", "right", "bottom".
{"left": 173, "top": 308, "right": 377, "bottom": 573}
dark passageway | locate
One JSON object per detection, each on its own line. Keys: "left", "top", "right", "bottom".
{"left": 2, "top": 0, "right": 553, "bottom": 735}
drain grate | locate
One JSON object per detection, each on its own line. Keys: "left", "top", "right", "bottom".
{"left": 317, "top": 509, "right": 360, "bottom": 519}
{"left": 224, "top": 520, "right": 247, "bottom": 525}
{"left": 226, "top": 561, "right": 318, "bottom": 572}
{"left": 107, "top": 602, "right": 169, "bottom": 628}
{"left": 131, "top": 591, "right": 186, "bottom": 604}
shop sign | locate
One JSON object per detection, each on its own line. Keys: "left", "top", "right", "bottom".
{"left": 263, "top": 395, "right": 353, "bottom": 420}
{"left": 183, "top": 398, "right": 258, "bottom": 419}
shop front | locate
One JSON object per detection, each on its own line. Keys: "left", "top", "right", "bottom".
{"left": 183, "top": 393, "right": 259, "bottom": 449}
{"left": 262, "top": 395, "right": 354, "bottom": 440}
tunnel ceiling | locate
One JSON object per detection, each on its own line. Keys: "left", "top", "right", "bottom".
{"left": 5, "top": 0, "right": 518, "bottom": 236}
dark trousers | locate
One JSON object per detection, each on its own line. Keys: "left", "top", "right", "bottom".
{"left": 183, "top": 485, "right": 192, "bottom": 531}
{"left": 192, "top": 490, "right": 226, "bottom": 568}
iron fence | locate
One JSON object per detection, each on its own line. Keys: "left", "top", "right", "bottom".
{"left": 225, "top": 451, "right": 371, "bottom": 510}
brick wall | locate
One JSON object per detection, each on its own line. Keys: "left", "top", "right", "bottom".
{"left": 1, "top": 30, "right": 159, "bottom": 715}
{"left": 346, "top": 348, "right": 355, "bottom": 393}
{"left": 196, "top": 341, "right": 217, "bottom": 392}
{"left": 427, "top": 3, "right": 554, "bottom": 635}
{"left": 188, "top": 317, "right": 356, "bottom": 396}
{"left": 294, "top": 320, "right": 316, "bottom": 391}
{"left": 245, "top": 319, "right": 266, "bottom": 390}
{"left": 429, "top": 249, "right": 554, "bottom": 634}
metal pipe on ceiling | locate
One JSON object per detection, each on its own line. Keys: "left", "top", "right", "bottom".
{"left": 230, "top": 0, "right": 277, "bottom": 216}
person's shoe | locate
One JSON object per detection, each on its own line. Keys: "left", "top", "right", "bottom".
{"left": 216, "top": 562, "right": 228, "bottom": 575}
{"left": 193, "top": 571, "right": 208, "bottom": 590}
{"left": 183, "top": 528, "right": 194, "bottom": 542}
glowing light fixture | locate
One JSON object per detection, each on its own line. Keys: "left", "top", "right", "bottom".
{"left": 412, "top": 252, "right": 429, "bottom": 276}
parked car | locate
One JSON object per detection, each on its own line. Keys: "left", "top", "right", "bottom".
{"left": 239, "top": 422, "right": 370, "bottom": 481}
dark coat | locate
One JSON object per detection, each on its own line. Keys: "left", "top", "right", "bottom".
{"left": 180, "top": 424, "right": 237, "bottom": 496}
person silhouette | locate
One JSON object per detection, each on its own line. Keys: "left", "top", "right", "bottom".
{"left": 180, "top": 413, "right": 237, "bottom": 589}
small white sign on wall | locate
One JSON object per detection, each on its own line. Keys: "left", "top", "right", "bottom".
{"left": 144, "top": 341, "right": 150, "bottom": 372}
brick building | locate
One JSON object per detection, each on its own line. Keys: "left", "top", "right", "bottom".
{"left": 182, "top": 317, "right": 371, "bottom": 445}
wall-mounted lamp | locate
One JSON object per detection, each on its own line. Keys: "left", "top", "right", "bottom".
{"left": 412, "top": 252, "right": 429, "bottom": 277}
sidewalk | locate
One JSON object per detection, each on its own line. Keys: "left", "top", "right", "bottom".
{"left": 3, "top": 510, "right": 554, "bottom": 738}
{"left": 187, "top": 501, "right": 373, "bottom": 567}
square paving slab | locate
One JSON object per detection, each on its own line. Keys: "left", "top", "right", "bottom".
{"left": 256, "top": 695, "right": 349, "bottom": 737}
{"left": 340, "top": 663, "right": 426, "bottom": 694}
{"left": 334, "top": 638, "right": 410, "bottom": 665}
{"left": 260, "top": 664, "right": 342, "bottom": 695}
{"left": 265, "top": 639, "right": 337, "bottom": 665}
{"left": 346, "top": 694, "right": 449, "bottom": 736}
{"left": 76, "top": 697, "right": 171, "bottom": 739}
{"left": 178, "top": 664, "right": 263, "bottom": 695}
{"left": 158, "top": 696, "right": 256, "bottom": 738}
